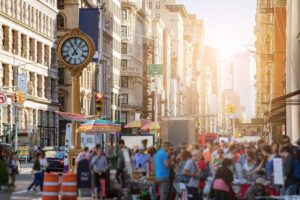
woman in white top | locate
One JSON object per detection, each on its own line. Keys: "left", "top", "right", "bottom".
{"left": 33, "top": 151, "right": 48, "bottom": 191}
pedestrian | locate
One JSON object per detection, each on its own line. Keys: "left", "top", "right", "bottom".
{"left": 183, "top": 150, "right": 202, "bottom": 200}
{"left": 210, "top": 158, "right": 234, "bottom": 200}
{"left": 133, "top": 147, "right": 150, "bottom": 176}
{"left": 32, "top": 151, "right": 48, "bottom": 191}
{"left": 279, "top": 146, "right": 298, "bottom": 195}
{"left": 261, "top": 145, "right": 275, "bottom": 181}
{"left": 7, "top": 152, "right": 18, "bottom": 187}
{"left": 174, "top": 150, "right": 191, "bottom": 200}
{"left": 244, "top": 178, "right": 268, "bottom": 200}
{"left": 198, "top": 152, "right": 209, "bottom": 200}
{"left": 91, "top": 147, "right": 108, "bottom": 199}
{"left": 89, "top": 145, "right": 99, "bottom": 199}
{"left": 243, "top": 150, "right": 256, "bottom": 181}
{"left": 75, "top": 146, "right": 89, "bottom": 165}
{"left": 271, "top": 141, "right": 280, "bottom": 157}
{"left": 154, "top": 142, "right": 171, "bottom": 200}
{"left": 27, "top": 152, "right": 43, "bottom": 193}
{"left": 203, "top": 141, "right": 214, "bottom": 163}
{"left": 116, "top": 139, "right": 128, "bottom": 188}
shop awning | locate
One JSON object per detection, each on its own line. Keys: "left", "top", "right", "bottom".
{"left": 55, "top": 111, "right": 97, "bottom": 122}
{"left": 268, "top": 90, "right": 300, "bottom": 123}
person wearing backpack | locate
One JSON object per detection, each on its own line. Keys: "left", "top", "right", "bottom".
{"left": 198, "top": 153, "right": 209, "bottom": 200}
{"left": 183, "top": 150, "right": 202, "bottom": 200}
{"left": 279, "top": 146, "right": 297, "bottom": 195}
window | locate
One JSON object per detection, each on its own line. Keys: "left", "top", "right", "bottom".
{"left": 12, "top": 30, "right": 18, "bottom": 54}
{"left": 44, "top": 45, "right": 49, "bottom": 66}
{"left": 57, "top": 14, "right": 65, "bottom": 29}
{"left": 156, "top": 2, "right": 160, "bottom": 9}
{"left": 156, "top": 13, "right": 160, "bottom": 18}
{"left": 149, "top": 2, "right": 152, "bottom": 9}
{"left": 121, "top": 112, "right": 128, "bottom": 123}
{"left": 121, "top": 26, "right": 127, "bottom": 37}
{"left": 2, "top": 64, "right": 9, "bottom": 87}
{"left": 121, "top": 59, "right": 128, "bottom": 69}
{"left": 121, "top": 43, "right": 128, "bottom": 54}
{"left": 29, "top": 38, "right": 35, "bottom": 61}
{"left": 121, "top": 94, "right": 128, "bottom": 104}
{"left": 37, "top": 75, "right": 43, "bottom": 97}
{"left": 57, "top": 0, "right": 64, "bottom": 9}
{"left": 121, "top": 77, "right": 128, "bottom": 88}
{"left": 2, "top": 25, "right": 9, "bottom": 51}
{"left": 121, "top": 9, "right": 127, "bottom": 20}
{"left": 21, "top": 34, "right": 27, "bottom": 58}
{"left": 37, "top": 42, "right": 42, "bottom": 64}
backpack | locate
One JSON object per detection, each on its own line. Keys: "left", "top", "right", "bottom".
{"left": 293, "top": 159, "right": 300, "bottom": 180}
{"left": 200, "top": 166, "right": 209, "bottom": 181}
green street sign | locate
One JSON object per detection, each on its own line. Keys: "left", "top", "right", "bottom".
{"left": 147, "top": 64, "right": 163, "bottom": 75}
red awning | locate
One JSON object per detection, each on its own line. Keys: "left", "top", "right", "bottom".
{"left": 55, "top": 111, "right": 97, "bottom": 122}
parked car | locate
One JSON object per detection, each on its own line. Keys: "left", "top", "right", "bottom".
{"left": 45, "top": 151, "right": 64, "bottom": 173}
{"left": 0, "top": 143, "right": 21, "bottom": 173}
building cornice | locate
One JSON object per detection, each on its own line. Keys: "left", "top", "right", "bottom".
{"left": 165, "top": 4, "right": 189, "bottom": 19}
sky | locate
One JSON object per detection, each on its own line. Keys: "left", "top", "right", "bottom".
{"left": 177, "top": 0, "right": 257, "bottom": 59}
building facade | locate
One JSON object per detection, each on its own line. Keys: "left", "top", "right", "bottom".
{"left": 255, "top": 0, "right": 287, "bottom": 141}
{"left": 148, "top": 1, "right": 188, "bottom": 116}
{"left": 120, "top": 0, "right": 150, "bottom": 123}
{"left": 286, "top": 0, "right": 300, "bottom": 143}
{"left": 0, "top": 0, "right": 59, "bottom": 150}
{"left": 57, "top": 0, "right": 121, "bottom": 144}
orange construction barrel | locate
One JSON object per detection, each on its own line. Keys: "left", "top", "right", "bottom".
{"left": 61, "top": 172, "right": 77, "bottom": 200}
{"left": 42, "top": 173, "right": 59, "bottom": 200}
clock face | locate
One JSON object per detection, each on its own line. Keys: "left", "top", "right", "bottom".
{"left": 61, "top": 37, "right": 89, "bottom": 65}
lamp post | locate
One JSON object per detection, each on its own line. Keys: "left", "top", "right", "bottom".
{"left": 10, "top": 62, "right": 31, "bottom": 151}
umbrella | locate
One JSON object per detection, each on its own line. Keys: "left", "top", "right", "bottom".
{"left": 77, "top": 119, "right": 121, "bottom": 133}
{"left": 141, "top": 121, "right": 160, "bottom": 131}
{"left": 124, "top": 119, "right": 151, "bottom": 128}
{"left": 55, "top": 111, "right": 97, "bottom": 122}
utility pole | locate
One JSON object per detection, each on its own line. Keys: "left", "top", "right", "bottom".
{"left": 98, "top": 0, "right": 104, "bottom": 117}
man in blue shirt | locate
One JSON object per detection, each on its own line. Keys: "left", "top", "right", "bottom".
{"left": 154, "top": 142, "right": 170, "bottom": 200}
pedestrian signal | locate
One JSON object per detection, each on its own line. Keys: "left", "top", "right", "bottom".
{"left": 12, "top": 93, "right": 19, "bottom": 103}
{"left": 96, "top": 93, "right": 104, "bottom": 117}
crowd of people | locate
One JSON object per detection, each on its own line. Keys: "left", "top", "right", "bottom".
{"left": 2, "top": 134, "right": 300, "bottom": 200}
{"left": 113, "top": 135, "right": 300, "bottom": 200}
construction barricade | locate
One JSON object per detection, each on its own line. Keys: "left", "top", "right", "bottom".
{"left": 42, "top": 173, "right": 60, "bottom": 200}
{"left": 61, "top": 172, "right": 77, "bottom": 200}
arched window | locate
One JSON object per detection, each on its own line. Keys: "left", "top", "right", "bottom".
{"left": 57, "top": 14, "right": 65, "bottom": 29}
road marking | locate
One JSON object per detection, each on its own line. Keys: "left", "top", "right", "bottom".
{"left": 12, "top": 189, "right": 29, "bottom": 195}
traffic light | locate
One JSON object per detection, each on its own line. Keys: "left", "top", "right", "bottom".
{"left": 12, "top": 92, "right": 19, "bottom": 103}
{"left": 12, "top": 91, "right": 26, "bottom": 104}
{"left": 96, "top": 93, "right": 104, "bottom": 117}
{"left": 18, "top": 92, "right": 25, "bottom": 103}
{"left": 225, "top": 104, "right": 237, "bottom": 114}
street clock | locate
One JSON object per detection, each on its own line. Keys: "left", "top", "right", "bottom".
{"left": 57, "top": 28, "right": 95, "bottom": 74}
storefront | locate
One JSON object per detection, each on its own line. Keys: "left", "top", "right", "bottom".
{"left": 267, "top": 90, "right": 300, "bottom": 142}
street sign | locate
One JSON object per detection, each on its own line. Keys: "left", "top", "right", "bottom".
{"left": 0, "top": 93, "right": 7, "bottom": 105}
{"left": 147, "top": 64, "right": 163, "bottom": 75}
